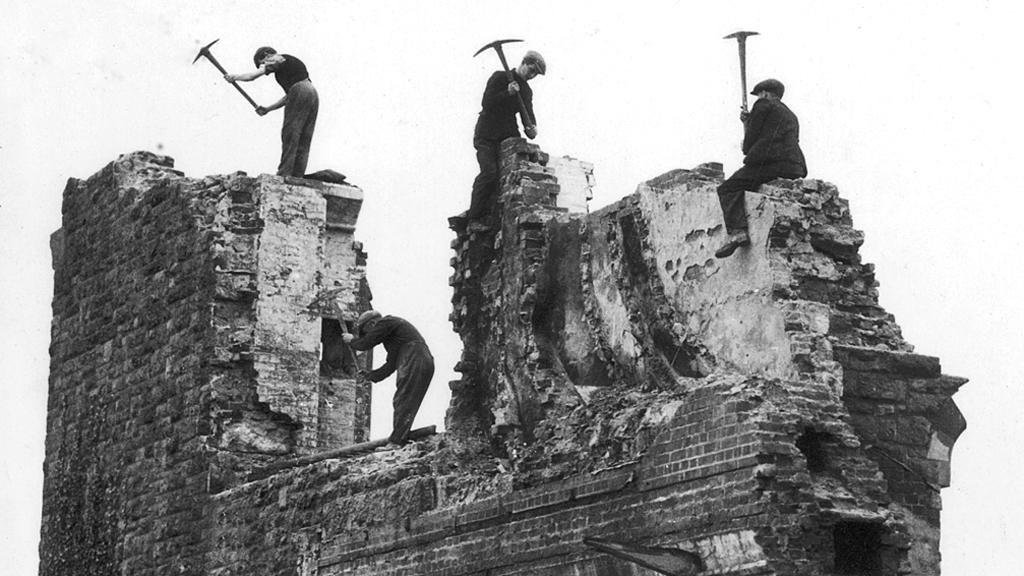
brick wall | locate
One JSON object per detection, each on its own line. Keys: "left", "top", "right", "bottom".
{"left": 436, "top": 139, "right": 964, "bottom": 574}
{"left": 835, "top": 345, "right": 967, "bottom": 575}
{"left": 42, "top": 152, "right": 220, "bottom": 575}
{"left": 205, "top": 375, "right": 913, "bottom": 575}
{"left": 43, "top": 144, "right": 965, "bottom": 575}
{"left": 41, "top": 153, "right": 372, "bottom": 575}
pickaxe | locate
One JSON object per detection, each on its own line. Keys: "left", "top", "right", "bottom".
{"left": 192, "top": 39, "right": 259, "bottom": 110}
{"left": 305, "top": 288, "right": 363, "bottom": 377}
{"left": 473, "top": 38, "right": 534, "bottom": 128}
{"left": 723, "top": 31, "right": 759, "bottom": 113}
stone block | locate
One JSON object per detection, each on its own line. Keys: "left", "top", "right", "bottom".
{"left": 834, "top": 345, "right": 941, "bottom": 377}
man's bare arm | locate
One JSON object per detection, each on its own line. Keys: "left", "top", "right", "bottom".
{"left": 224, "top": 66, "right": 268, "bottom": 83}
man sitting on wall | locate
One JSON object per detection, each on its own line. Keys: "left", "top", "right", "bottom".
{"left": 715, "top": 78, "right": 807, "bottom": 258}
{"left": 342, "top": 310, "right": 435, "bottom": 444}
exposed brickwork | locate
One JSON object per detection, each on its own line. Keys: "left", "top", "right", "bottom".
{"left": 203, "top": 376, "right": 912, "bottom": 575}
{"left": 43, "top": 152, "right": 220, "bottom": 575}
{"left": 836, "top": 346, "right": 967, "bottom": 528}
{"left": 437, "top": 139, "right": 964, "bottom": 574}
{"left": 41, "top": 153, "right": 372, "bottom": 575}
{"left": 43, "top": 144, "right": 965, "bottom": 576}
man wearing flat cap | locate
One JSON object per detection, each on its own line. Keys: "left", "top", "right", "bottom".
{"left": 467, "top": 50, "right": 546, "bottom": 232}
{"left": 715, "top": 78, "right": 807, "bottom": 258}
{"left": 342, "top": 310, "right": 435, "bottom": 444}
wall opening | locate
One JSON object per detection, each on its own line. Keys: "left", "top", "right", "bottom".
{"left": 796, "top": 427, "right": 832, "bottom": 474}
{"left": 320, "top": 318, "right": 357, "bottom": 377}
{"left": 833, "top": 521, "right": 883, "bottom": 575}
{"left": 318, "top": 318, "right": 373, "bottom": 446}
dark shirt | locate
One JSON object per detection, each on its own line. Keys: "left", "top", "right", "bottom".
{"left": 267, "top": 54, "right": 310, "bottom": 92}
{"left": 474, "top": 70, "right": 535, "bottom": 140}
{"left": 348, "top": 316, "right": 430, "bottom": 382}
{"left": 742, "top": 97, "right": 807, "bottom": 177}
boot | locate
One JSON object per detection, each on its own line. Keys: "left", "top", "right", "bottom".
{"left": 715, "top": 230, "right": 750, "bottom": 259}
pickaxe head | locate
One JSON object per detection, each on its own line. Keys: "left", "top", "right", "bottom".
{"left": 473, "top": 38, "right": 523, "bottom": 58}
{"left": 723, "top": 30, "right": 759, "bottom": 44}
{"left": 192, "top": 38, "right": 220, "bottom": 64}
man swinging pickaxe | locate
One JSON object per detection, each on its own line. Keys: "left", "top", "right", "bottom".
{"left": 466, "top": 40, "right": 546, "bottom": 229}
{"left": 471, "top": 37, "right": 540, "bottom": 134}
{"left": 723, "top": 30, "right": 759, "bottom": 115}
{"left": 193, "top": 39, "right": 259, "bottom": 111}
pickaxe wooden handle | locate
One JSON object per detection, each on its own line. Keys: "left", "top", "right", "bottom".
{"left": 322, "top": 292, "right": 362, "bottom": 375}
{"left": 474, "top": 38, "right": 534, "bottom": 128}
{"left": 724, "top": 31, "right": 759, "bottom": 113}
{"left": 193, "top": 39, "right": 259, "bottom": 110}
{"left": 336, "top": 313, "right": 362, "bottom": 376}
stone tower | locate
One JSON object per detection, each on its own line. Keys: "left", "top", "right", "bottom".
{"left": 41, "top": 145, "right": 965, "bottom": 575}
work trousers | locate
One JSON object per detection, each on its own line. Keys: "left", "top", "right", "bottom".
{"left": 468, "top": 137, "right": 502, "bottom": 221}
{"left": 717, "top": 164, "right": 804, "bottom": 233}
{"left": 278, "top": 80, "right": 319, "bottom": 177}
{"left": 390, "top": 342, "right": 435, "bottom": 444}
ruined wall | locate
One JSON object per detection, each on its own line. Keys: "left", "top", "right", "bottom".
{"left": 206, "top": 172, "right": 372, "bottom": 488}
{"left": 43, "top": 152, "right": 217, "bottom": 575}
{"left": 439, "top": 139, "right": 965, "bottom": 573}
{"left": 835, "top": 345, "right": 967, "bottom": 575}
{"left": 41, "top": 153, "right": 371, "bottom": 575}
{"left": 44, "top": 143, "right": 965, "bottom": 576}
{"left": 202, "top": 374, "right": 939, "bottom": 575}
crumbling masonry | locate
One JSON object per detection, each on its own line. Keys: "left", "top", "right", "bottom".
{"left": 42, "top": 144, "right": 964, "bottom": 575}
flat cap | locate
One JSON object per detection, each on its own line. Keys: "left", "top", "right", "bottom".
{"left": 751, "top": 78, "right": 785, "bottom": 98}
{"left": 523, "top": 50, "right": 546, "bottom": 75}
{"left": 356, "top": 310, "right": 382, "bottom": 329}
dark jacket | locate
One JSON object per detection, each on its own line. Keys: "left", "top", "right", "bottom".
{"left": 348, "top": 316, "right": 431, "bottom": 382}
{"left": 742, "top": 98, "right": 807, "bottom": 177}
{"left": 474, "top": 70, "right": 535, "bottom": 140}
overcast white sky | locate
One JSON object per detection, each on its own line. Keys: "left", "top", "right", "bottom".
{"left": 3, "top": 1, "right": 1022, "bottom": 574}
